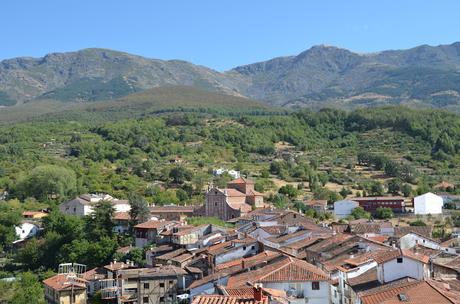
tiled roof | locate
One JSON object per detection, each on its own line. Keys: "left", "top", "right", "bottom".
{"left": 282, "top": 236, "right": 323, "bottom": 250}
{"left": 259, "top": 225, "right": 286, "bottom": 235}
{"left": 114, "top": 212, "right": 131, "bottom": 220}
{"left": 358, "top": 278, "right": 420, "bottom": 304}
{"left": 215, "top": 251, "right": 281, "bottom": 271}
{"left": 304, "top": 200, "right": 328, "bottom": 207}
{"left": 227, "top": 257, "right": 329, "bottom": 287}
{"left": 43, "top": 274, "right": 87, "bottom": 291}
{"left": 266, "top": 230, "right": 310, "bottom": 244}
{"left": 82, "top": 267, "right": 107, "bottom": 281}
{"left": 379, "top": 281, "right": 454, "bottom": 304}
{"left": 247, "top": 189, "right": 264, "bottom": 196}
{"left": 394, "top": 226, "right": 433, "bottom": 238}
{"left": 428, "top": 279, "right": 460, "bottom": 304}
{"left": 134, "top": 220, "right": 172, "bottom": 229}
{"left": 348, "top": 268, "right": 379, "bottom": 287}
{"left": 104, "top": 261, "right": 133, "bottom": 271}
{"left": 224, "top": 189, "right": 247, "bottom": 197}
{"left": 192, "top": 295, "right": 267, "bottom": 304}
{"left": 228, "top": 177, "right": 255, "bottom": 185}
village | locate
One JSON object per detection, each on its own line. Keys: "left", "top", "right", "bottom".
{"left": 14, "top": 176, "right": 460, "bottom": 304}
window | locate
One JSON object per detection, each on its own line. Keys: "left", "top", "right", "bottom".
{"left": 397, "top": 257, "right": 403, "bottom": 263}
{"left": 160, "top": 282, "right": 165, "bottom": 288}
{"left": 143, "top": 297, "right": 149, "bottom": 303}
{"left": 144, "top": 283, "right": 150, "bottom": 289}
{"left": 160, "top": 297, "right": 165, "bottom": 303}
{"left": 214, "top": 202, "right": 217, "bottom": 206}
{"left": 251, "top": 245, "right": 255, "bottom": 250}
{"left": 169, "top": 280, "right": 174, "bottom": 285}
{"left": 243, "top": 246, "right": 247, "bottom": 250}
{"left": 312, "top": 281, "right": 320, "bottom": 290}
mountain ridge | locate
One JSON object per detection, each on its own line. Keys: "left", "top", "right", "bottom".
{"left": 1, "top": 42, "right": 460, "bottom": 110}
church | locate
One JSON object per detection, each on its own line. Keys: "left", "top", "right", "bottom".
{"left": 205, "top": 177, "right": 264, "bottom": 221}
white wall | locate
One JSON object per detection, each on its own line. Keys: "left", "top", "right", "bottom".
{"left": 263, "top": 281, "right": 330, "bottom": 304}
{"left": 215, "top": 243, "right": 259, "bottom": 264}
{"left": 334, "top": 200, "right": 359, "bottom": 219}
{"left": 399, "top": 233, "right": 439, "bottom": 250}
{"left": 377, "top": 257, "right": 427, "bottom": 283}
{"left": 15, "top": 223, "right": 39, "bottom": 241}
{"left": 414, "top": 193, "right": 443, "bottom": 215}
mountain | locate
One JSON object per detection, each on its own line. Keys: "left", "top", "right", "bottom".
{"left": 1, "top": 43, "right": 460, "bottom": 110}
{"left": 0, "top": 48, "right": 240, "bottom": 105}
{"left": 229, "top": 43, "right": 460, "bottom": 109}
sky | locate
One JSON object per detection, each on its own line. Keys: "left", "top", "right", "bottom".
{"left": 1, "top": 0, "right": 460, "bottom": 71}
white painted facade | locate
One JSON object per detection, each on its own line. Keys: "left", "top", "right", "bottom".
{"left": 215, "top": 242, "right": 259, "bottom": 264}
{"left": 14, "top": 222, "right": 39, "bottom": 243}
{"left": 334, "top": 200, "right": 359, "bottom": 219}
{"left": 399, "top": 233, "right": 440, "bottom": 250}
{"left": 414, "top": 192, "right": 443, "bottom": 215}
{"left": 377, "top": 256, "right": 429, "bottom": 283}
{"left": 60, "top": 194, "right": 131, "bottom": 217}
{"left": 261, "top": 281, "right": 330, "bottom": 304}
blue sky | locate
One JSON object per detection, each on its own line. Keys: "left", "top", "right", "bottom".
{"left": 1, "top": 0, "right": 459, "bottom": 70}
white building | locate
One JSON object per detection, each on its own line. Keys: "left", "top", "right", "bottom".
{"left": 334, "top": 200, "right": 359, "bottom": 219}
{"left": 59, "top": 193, "right": 131, "bottom": 217}
{"left": 14, "top": 222, "right": 39, "bottom": 244}
{"left": 375, "top": 249, "right": 430, "bottom": 283}
{"left": 399, "top": 232, "right": 440, "bottom": 250}
{"left": 414, "top": 192, "right": 443, "bottom": 215}
{"left": 212, "top": 168, "right": 241, "bottom": 179}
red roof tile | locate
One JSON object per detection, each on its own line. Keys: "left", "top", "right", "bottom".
{"left": 43, "top": 274, "right": 87, "bottom": 291}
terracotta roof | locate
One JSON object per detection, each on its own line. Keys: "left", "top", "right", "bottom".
{"left": 224, "top": 189, "right": 247, "bottom": 197}
{"left": 134, "top": 220, "right": 173, "bottom": 229}
{"left": 43, "top": 274, "right": 87, "bottom": 291}
{"left": 227, "top": 257, "right": 329, "bottom": 287}
{"left": 215, "top": 251, "right": 281, "bottom": 271}
{"left": 22, "top": 211, "right": 48, "bottom": 217}
{"left": 228, "top": 177, "right": 255, "bottom": 185}
{"left": 282, "top": 237, "right": 323, "bottom": 250}
{"left": 247, "top": 189, "right": 264, "bottom": 196}
{"left": 434, "top": 181, "right": 455, "bottom": 190}
{"left": 394, "top": 226, "right": 433, "bottom": 238}
{"left": 104, "top": 261, "right": 133, "bottom": 271}
{"left": 192, "top": 295, "right": 267, "bottom": 304}
{"left": 428, "top": 279, "right": 460, "bottom": 304}
{"left": 366, "top": 235, "right": 389, "bottom": 243}
{"left": 358, "top": 278, "right": 420, "bottom": 304}
{"left": 348, "top": 268, "right": 379, "bottom": 287}
{"left": 82, "top": 267, "right": 107, "bottom": 281}
{"left": 304, "top": 200, "right": 328, "bottom": 207}
{"left": 379, "top": 281, "right": 454, "bottom": 304}
{"left": 266, "top": 230, "right": 310, "bottom": 244}
{"left": 114, "top": 212, "right": 131, "bottom": 220}
{"left": 207, "top": 237, "right": 257, "bottom": 256}
{"left": 116, "top": 245, "right": 134, "bottom": 254}
{"left": 259, "top": 225, "right": 286, "bottom": 235}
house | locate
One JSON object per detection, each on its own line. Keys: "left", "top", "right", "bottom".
{"left": 357, "top": 279, "right": 456, "bottom": 304}
{"left": 104, "top": 265, "right": 188, "bottom": 304}
{"left": 333, "top": 200, "right": 359, "bottom": 219}
{"left": 150, "top": 205, "right": 196, "bottom": 221}
{"left": 59, "top": 193, "right": 131, "bottom": 217}
{"left": 81, "top": 267, "right": 107, "bottom": 296}
{"left": 43, "top": 274, "right": 87, "bottom": 304}
{"left": 372, "top": 249, "right": 431, "bottom": 283}
{"left": 205, "top": 178, "right": 265, "bottom": 221}
{"left": 114, "top": 212, "right": 131, "bottom": 233}
{"left": 134, "top": 220, "right": 178, "bottom": 248}
{"left": 213, "top": 168, "right": 241, "bottom": 179}
{"left": 414, "top": 192, "right": 443, "bottom": 215}
{"left": 399, "top": 232, "right": 440, "bottom": 250}
{"left": 14, "top": 222, "right": 39, "bottom": 244}
{"left": 22, "top": 210, "right": 48, "bottom": 219}
{"left": 193, "top": 285, "right": 269, "bottom": 304}
{"left": 205, "top": 237, "right": 260, "bottom": 266}
{"left": 352, "top": 196, "right": 405, "bottom": 214}
{"left": 304, "top": 200, "right": 328, "bottom": 214}
{"left": 226, "top": 257, "right": 331, "bottom": 304}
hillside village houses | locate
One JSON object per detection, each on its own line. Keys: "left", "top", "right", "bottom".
{"left": 36, "top": 186, "right": 460, "bottom": 304}
{"left": 59, "top": 193, "right": 131, "bottom": 217}
{"left": 414, "top": 192, "right": 444, "bottom": 215}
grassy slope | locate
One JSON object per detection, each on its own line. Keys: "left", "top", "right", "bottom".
{"left": 0, "top": 85, "right": 278, "bottom": 124}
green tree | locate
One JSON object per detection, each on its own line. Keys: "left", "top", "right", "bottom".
{"left": 128, "top": 194, "right": 150, "bottom": 228}
{"left": 351, "top": 207, "right": 371, "bottom": 220}
{"left": 85, "top": 200, "right": 115, "bottom": 240}
{"left": 11, "top": 272, "right": 45, "bottom": 304}
{"left": 401, "top": 184, "right": 412, "bottom": 197}
{"left": 0, "top": 204, "right": 21, "bottom": 249}
{"left": 169, "top": 166, "right": 192, "bottom": 184}
{"left": 375, "top": 207, "right": 394, "bottom": 219}
{"left": 387, "top": 179, "right": 402, "bottom": 195}
{"left": 278, "top": 184, "right": 299, "bottom": 198}
{"left": 15, "top": 165, "right": 77, "bottom": 200}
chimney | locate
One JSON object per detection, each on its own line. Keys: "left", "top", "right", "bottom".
{"left": 253, "top": 284, "right": 263, "bottom": 302}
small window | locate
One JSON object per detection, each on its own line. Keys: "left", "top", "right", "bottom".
{"left": 397, "top": 257, "right": 403, "bottom": 263}
{"left": 144, "top": 283, "right": 150, "bottom": 289}
{"left": 243, "top": 246, "right": 247, "bottom": 250}
{"left": 214, "top": 202, "right": 217, "bottom": 206}
{"left": 293, "top": 214, "right": 297, "bottom": 218}
{"left": 143, "top": 297, "right": 149, "bottom": 303}
{"left": 312, "top": 281, "right": 320, "bottom": 290}
{"left": 251, "top": 245, "right": 255, "bottom": 250}
{"left": 160, "top": 297, "right": 164, "bottom": 303}
{"left": 169, "top": 280, "right": 174, "bottom": 285}
{"left": 160, "top": 282, "right": 165, "bottom": 288}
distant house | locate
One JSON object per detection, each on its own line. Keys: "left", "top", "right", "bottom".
{"left": 43, "top": 274, "right": 87, "bottom": 304}
{"left": 304, "top": 200, "right": 328, "bottom": 214}
{"left": 352, "top": 196, "right": 405, "bottom": 214}
{"left": 149, "top": 205, "right": 196, "bottom": 221}
{"left": 113, "top": 212, "right": 131, "bottom": 233}
{"left": 14, "top": 222, "right": 39, "bottom": 244}
{"left": 133, "top": 220, "right": 178, "bottom": 248}
{"left": 213, "top": 168, "right": 241, "bottom": 179}
{"left": 334, "top": 200, "right": 359, "bottom": 219}
{"left": 414, "top": 192, "right": 443, "bottom": 215}
{"left": 59, "top": 193, "right": 131, "bottom": 217}
{"left": 22, "top": 210, "right": 48, "bottom": 219}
